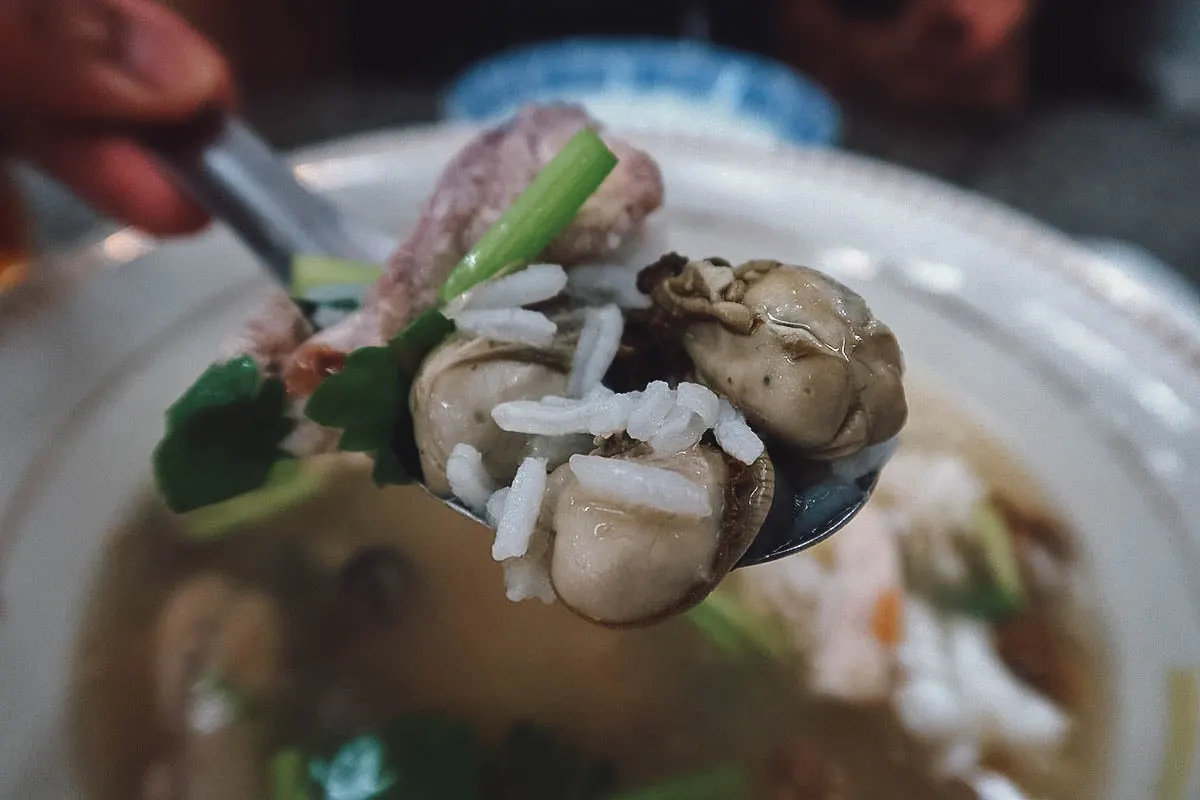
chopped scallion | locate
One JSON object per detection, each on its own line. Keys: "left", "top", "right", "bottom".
{"left": 181, "top": 460, "right": 327, "bottom": 539}
{"left": 291, "top": 255, "right": 383, "bottom": 298}
{"left": 272, "top": 749, "right": 312, "bottom": 800}
{"left": 973, "top": 501, "right": 1024, "bottom": 609}
{"left": 439, "top": 127, "right": 617, "bottom": 303}
{"left": 686, "top": 591, "right": 789, "bottom": 663}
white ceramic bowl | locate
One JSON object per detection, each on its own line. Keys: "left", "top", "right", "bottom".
{"left": 2, "top": 126, "right": 1199, "bottom": 798}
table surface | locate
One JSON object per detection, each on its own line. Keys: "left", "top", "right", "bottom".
{"left": 17, "top": 83, "right": 1200, "bottom": 288}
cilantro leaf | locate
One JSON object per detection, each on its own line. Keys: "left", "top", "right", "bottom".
{"left": 304, "top": 345, "right": 412, "bottom": 487}
{"left": 293, "top": 715, "right": 615, "bottom": 800}
{"left": 304, "top": 310, "right": 454, "bottom": 487}
{"left": 304, "top": 716, "right": 484, "bottom": 800}
{"left": 153, "top": 357, "right": 293, "bottom": 513}
{"left": 306, "top": 347, "right": 399, "bottom": 441}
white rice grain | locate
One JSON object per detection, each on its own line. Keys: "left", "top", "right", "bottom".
{"left": 491, "top": 458, "right": 548, "bottom": 561}
{"left": 502, "top": 529, "right": 556, "bottom": 604}
{"left": 455, "top": 308, "right": 557, "bottom": 348}
{"left": 492, "top": 398, "right": 592, "bottom": 436}
{"left": 457, "top": 263, "right": 567, "bottom": 311}
{"left": 537, "top": 394, "right": 578, "bottom": 407}
{"left": 946, "top": 619, "right": 1070, "bottom": 752}
{"left": 586, "top": 390, "right": 637, "bottom": 436}
{"left": 936, "top": 740, "right": 983, "bottom": 782}
{"left": 187, "top": 681, "right": 238, "bottom": 735}
{"left": 568, "top": 454, "right": 711, "bottom": 518}
{"left": 446, "top": 443, "right": 496, "bottom": 516}
{"left": 971, "top": 771, "right": 1033, "bottom": 800}
{"left": 676, "top": 382, "right": 720, "bottom": 427}
{"left": 648, "top": 406, "right": 707, "bottom": 455}
{"left": 485, "top": 488, "right": 509, "bottom": 528}
{"left": 565, "top": 263, "right": 652, "bottom": 309}
{"left": 625, "top": 381, "right": 676, "bottom": 441}
{"left": 713, "top": 398, "right": 765, "bottom": 464}
{"left": 877, "top": 451, "right": 987, "bottom": 534}
{"left": 566, "top": 303, "right": 624, "bottom": 398}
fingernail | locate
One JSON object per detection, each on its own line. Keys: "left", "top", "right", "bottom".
{"left": 27, "top": 0, "right": 122, "bottom": 58}
{"left": 118, "top": 3, "right": 222, "bottom": 90}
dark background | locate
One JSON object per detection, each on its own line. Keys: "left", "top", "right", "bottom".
{"left": 25, "top": 0, "right": 1200, "bottom": 287}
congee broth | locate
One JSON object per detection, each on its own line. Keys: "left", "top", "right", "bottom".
{"left": 70, "top": 377, "right": 1106, "bottom": 800}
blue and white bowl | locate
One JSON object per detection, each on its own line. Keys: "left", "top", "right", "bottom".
{"left": 442, "top": 38, "right": 842, "bottom": 148}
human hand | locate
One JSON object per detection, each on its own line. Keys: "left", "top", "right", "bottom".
{"left": 0, "top": 0, "right": 233, "bottom": 235}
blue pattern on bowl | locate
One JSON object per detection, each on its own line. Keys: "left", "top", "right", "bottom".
{"left": 442, "top": 38, "right": 842, "bottom": 147}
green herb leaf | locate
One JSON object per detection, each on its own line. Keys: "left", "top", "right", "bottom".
{"left": 306, "top": 716, "right": 485, "bottom": 800}
{"left": 306, "top": 347, "right": 400, "bottom": 440}
{"left": 153, "top": 357, "right": 293, "bottom": 513}
{"left": 165, "top": 357, "right": 261, "bottom": 428}
{"left": 608, "top": 765, "right": 750, "bottom": 800}
{"left": 932, "top": 585, "right": 1024, "bottom": 622}
{"left": 305, "top": 346, "right": 411, "bottom": 483}
{"left": 931, "top": 501, "right": 1027, "bottom": 621}
{"left": 391, "top": 308, "right": 456, "bottom": 375}
{"left": 303, "top": 309, "right": 453, "bottom": 486}
{"left": 272, "top": 749, "right": 312, "bottom": 800}
{"left": 291, "top": 255, "right": 382, "bottom": 298}
{"left": 439, "top": 128, "right": 618, "bottom": 302}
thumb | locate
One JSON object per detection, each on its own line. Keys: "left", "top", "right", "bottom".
{"left": 0, "top": 0, "right": 232, "bottom": 123}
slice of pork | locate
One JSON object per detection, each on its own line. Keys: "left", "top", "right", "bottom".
{"left": 220, "top": 104, "right": 663, "bottom": 404}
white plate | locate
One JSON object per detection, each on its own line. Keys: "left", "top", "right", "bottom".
{"left": 2, "top": 125, "right": 1199, "bottom": 798}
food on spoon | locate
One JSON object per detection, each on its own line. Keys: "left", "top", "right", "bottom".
{"left": 149, "top": 103, "right": 909, "bottom": 628}
{"left": 410, "top": 251, "right": 903, "bottom": 626}
{"left": 153, "top": 112, "right": 634, "bottom": 510}
{"left": 639, "top": 255, "right": 907, "bottom": 459}
{"left": 546, "top": 444, "right": 770, "bottom": 627}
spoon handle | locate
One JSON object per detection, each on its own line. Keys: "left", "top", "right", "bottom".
{"left": 136, "top": 110, "right": 394, "bottom": 284}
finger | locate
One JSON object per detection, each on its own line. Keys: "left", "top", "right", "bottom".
{"left": 0, "top": 0, "right": 232, "bottom": 123}
{"left": 26, "top": 129, "right": 210, "bottom": 236}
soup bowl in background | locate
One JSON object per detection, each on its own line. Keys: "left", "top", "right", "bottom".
{"left": 1, "top": 126, "right": 1199, "bottom": 798}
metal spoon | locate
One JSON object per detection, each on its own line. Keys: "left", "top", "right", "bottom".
{"left": 136, "top": 112, "right": 890, "bottom": 568}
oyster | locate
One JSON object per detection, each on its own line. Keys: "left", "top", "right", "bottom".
{"left": 639, "top": 255, "right": 907, "bottom": 459}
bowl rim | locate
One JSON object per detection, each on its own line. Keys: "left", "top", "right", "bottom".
{"left": 2, "top": 122, "right": 1199, "bottom": 798}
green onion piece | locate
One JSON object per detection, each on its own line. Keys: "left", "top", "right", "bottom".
{"left": 439, "top": 128, "right": 617, "bottom": 303}
{"left": 973, "top": 501, "right": 1024, "bottom": 609}
{"left": 686, "top": 591, "right": 789, "bottom": 663}
{"left": 1158, "top": 668, "right": 1200, "bottom": 800}
{"left": 181, "top": 460, "right": 327, "bottom": 540}
{"left": 932, "top": 585, "right": 1023, "bottom": 622}
{"left": 609, "top": 765, "right": 750, "bottom": 800}
{"left": 291, "top": 255, "right": 382, "bottom": 297}
{"left": 272, "top": 749, "right": 312, "bottom": 800}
